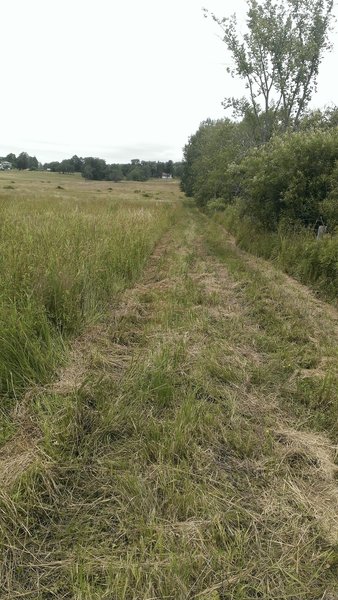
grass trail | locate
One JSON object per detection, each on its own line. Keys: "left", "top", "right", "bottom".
{"left": 0, "top": 202, "right": 337, "bottom": 599}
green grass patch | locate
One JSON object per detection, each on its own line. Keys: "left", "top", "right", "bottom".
{"left": 216, "top": 204, "right": 338, "bottom": 302}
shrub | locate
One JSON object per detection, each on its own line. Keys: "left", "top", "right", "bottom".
{"left": 229, "top": 128, "right": 338, "bottom": 231}
{"left": 206, "top": 198, "right": 228, "bottom": 213}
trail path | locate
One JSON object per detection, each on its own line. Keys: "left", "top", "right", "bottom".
{"left": 1, "top": 208, "right": 337, "bottom": 600}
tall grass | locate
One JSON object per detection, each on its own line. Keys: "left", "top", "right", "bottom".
{"left": 1, "top": 207, "right": 337, "bottom": 599}
{"left": 217, "top": 203, "right": 338, "bottom": 302}
{"left": 0, "top": 180, "right": 175, "bottom": 408}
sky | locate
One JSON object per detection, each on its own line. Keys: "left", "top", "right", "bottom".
{"left": 1, "top": 0, "right": 338, "bottom": 164}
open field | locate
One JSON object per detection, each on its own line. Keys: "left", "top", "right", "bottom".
{"left": 0, "top": 172, "right": 178, "bottom": 440}
{"left": 0, "top": 173, "right": 337, "bottom": 599}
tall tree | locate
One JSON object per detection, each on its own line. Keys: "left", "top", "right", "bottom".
{"left": 16, "top": 152, "right": 30, "bottom": 170}
{"left": 205, "top": 0, "right": 334, "bottom": 142}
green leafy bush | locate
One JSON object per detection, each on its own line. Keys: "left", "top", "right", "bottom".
{"left": 206, "top": 198, "right": 228, "bottom": 213}
{"left": 235, "top": 128, "right": 338, "bottom": 230}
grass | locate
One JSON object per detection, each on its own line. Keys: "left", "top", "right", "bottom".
{"left": 216, "top": 204, "right": 338, "bottom": 303}
{"left": 0, "top": 180, "right": 337, "bottom": 599}
{"left": 204, "top": 218, "right": 338, "bottom": 438}
{"left": 0, "top": 172, "right": 177, "bottom": 440}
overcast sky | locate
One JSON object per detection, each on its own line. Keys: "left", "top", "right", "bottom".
{"left": 1, "top": 0, "right": 337, "bottom": 163}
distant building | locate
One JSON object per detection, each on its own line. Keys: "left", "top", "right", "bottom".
{"left": 162, "top": 172, "right": 172, "bottom": 179}
{"left": 0, "top": 161, "right": 12, "bottom": 170}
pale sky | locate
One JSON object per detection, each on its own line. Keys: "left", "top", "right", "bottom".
{"left": 1, "top": 0, "right": 337, "bottom": 163}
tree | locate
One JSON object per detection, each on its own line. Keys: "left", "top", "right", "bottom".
{"left": 28, "top": 156, "right": 39, "bottom": 170}
{"left": 70, "top": 155, "right": 84, "bottom": 172}
{"left": 299, "top": 105, "right": 338, "bottom": 130}
{"left": 229, "top": 127, "right": 338, "bottom": 229}
{"left": 44, "top": 161, "right": 61, "bottom": 172}
{"left": 105, "top": 164, "right": 124, "bottom": 181}
{"left": 127, "top": 165, "right": 148, "bottom": 181}
{"left": 173, "top": 162, "right": 184, "bottom": 178}
{"left": 181, "top": 117, "right": 257, "bottom": 204}
{"left": 205, "top": 0, "right": 334, "bottom": 142}
{"left": 82, "top": 157, "right": 107, "bottom": 180}
{"left": 16, "top": 152, "right": 30, "bottom": 170}
{"left": 59, "top": 159, "right": 73, "bottom": 173}
{"left": 5, "top": 153, "right": 16, "bottom": 167}
{"left": 165, "top": 160, "right": 174, "bottom": 175}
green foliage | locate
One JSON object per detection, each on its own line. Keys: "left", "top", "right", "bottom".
{"left": 127, "top": 165, "right": 150, "bottom": 181}
{"left": 205, "top": 0, "right": 334, "bottom": 141}
{"left": 321, "top": 159, "right": 338, "bottom": 228}
{"left": 82, "top": 157, "right": 107, "bottom": 180}
{"left": 181, "top": 119, "right": 251, "bottom": 205}
{"left": 40, "top": 155, "right": 183, "bottom": 182}
{"left": 235, "top": 127, "right": 338, "bottom": 229}
{"left": 182, "top": 116, "right": 338, "bottom": 234}
{"left": 105, "top": 163, "right": 124, "bottom": 181}
{"left": 15, "top": 152, "right": 39, "bottom": 170}
{"left": 206, "top": 198, "right": 228, "bottom": 212}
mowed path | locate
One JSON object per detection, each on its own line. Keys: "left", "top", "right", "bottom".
{"left": 1, "top": 207, "right": 337, "bottom": 600}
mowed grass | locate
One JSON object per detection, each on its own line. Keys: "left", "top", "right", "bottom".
{"left": 0, "top": 196, "right": 337, "bottom": 600}
{"left": 0, "top": 171, "right": 178, "bottom": 441}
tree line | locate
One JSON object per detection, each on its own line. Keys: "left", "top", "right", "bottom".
{"left": 0, "top": 152, "right": 183, "bottom": 182}
{"left": 181, "top": 107, "right": 338, "bottom": 231}
{"left": 1, "top": 152, "right": 39, "bottom": 171}
{"left": 181, "top": 0, "right": 338, "bottom": 232}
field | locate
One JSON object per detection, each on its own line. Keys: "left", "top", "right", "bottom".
{"left": 0, "top": 172, "right": 337, "bottom": 599}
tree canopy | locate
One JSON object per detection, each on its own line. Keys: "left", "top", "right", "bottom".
{"left": 205, "top": 0, "right": 334, "bottom": 141}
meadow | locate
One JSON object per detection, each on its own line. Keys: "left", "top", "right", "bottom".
{"left": 0, "top": 173, "right": 337, "bottom": 599}
{"left": 0, "top": 172, "right": 177, "bottom": 440}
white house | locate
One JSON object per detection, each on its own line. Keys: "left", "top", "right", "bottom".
{"left": 161, "top": 172, "right": 172, "bottom": 179}
{"left": 0, "top": 161, "right": 12, "bottom": 170}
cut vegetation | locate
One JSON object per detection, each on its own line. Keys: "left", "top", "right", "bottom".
{"left": 0, "top": 174, "right": 337, "bottom": 599}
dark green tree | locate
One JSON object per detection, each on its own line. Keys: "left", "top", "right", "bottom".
{"left": 127, "top": 166, "right": 148, "bottom": 181}
{"left": 59, "top": 159, "right": 73, "bottom": 173}
{"left": 45, "top": 161, "right": 61, "bottom": 172}
{"left": 165, "top": 160, "right": 174, "bottom": 175}
{"left": 5, "top": 153, "right": 16, "bottom": 167}
{"left": 16, "top": 152, "right": 30, "bottom": 170}
{"left": 28, "top": 156, "right": 39, "bottom": 170}
{"left": 70, "top": 155, "right": 83, "bottom": 172}
{"left": 105, "top": 164, "right": 124, "bottom": 181}
{"left": 181, "top": 118, "right": 252, "bottom": 204}
{"left": 82, "top": 157, "right": 107, "bottom": 180}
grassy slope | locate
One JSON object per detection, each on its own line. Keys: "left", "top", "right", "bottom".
{"left": 0, "top": 180, "right": 337, "bottom": 599}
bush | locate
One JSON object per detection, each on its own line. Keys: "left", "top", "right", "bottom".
{"left": 206, "top": 198, "right": 228, "bottom": 213}
{"left": 183, "top": 118, "right": 338, "bottom": 231}
{"left": 230, "top": 128, "right": 338, "bottom": 231}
